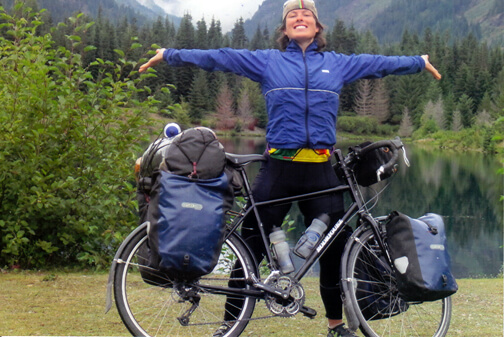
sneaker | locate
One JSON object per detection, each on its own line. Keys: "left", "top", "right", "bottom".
{"left": 327, "top": 323, "right": 358, "bottom": 337}
{"left": 213, "top": 321, "right": 233, "bottom": 337}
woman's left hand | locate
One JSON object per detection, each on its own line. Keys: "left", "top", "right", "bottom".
{"left": 421, "top": 55, "right": 442, "bottom": 80}
{"left": 139, "top": 48, "right": 166, "bottom": 73}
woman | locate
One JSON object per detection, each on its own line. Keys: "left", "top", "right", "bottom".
{"left": 140, "top": 1, "right": 441, "bottom": 336}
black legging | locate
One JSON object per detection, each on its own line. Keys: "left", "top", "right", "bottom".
{"left": 226, "top": 155, "right": 349, "bottom": 321}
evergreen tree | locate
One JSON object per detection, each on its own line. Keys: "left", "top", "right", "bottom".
{"left": 478, "top": 92, "right": 495, "bottom": 117}
{"left": 456, "top": 94, "right": 475, "bottom": 127}
{"left": 207, "top": 71, "right": 227, "bottom": 111}
{"left": 452, "top": 110, "right": 463, "bottom": 131}
{"left": 423, "top": 100, "right": 446, "bottom": 130}
{"left": 174, "top": 14, "right": 196, "bottom": 99}
{"left": 474, "top": 110, "right": 493, "bottom": 127}
{"left": 195, "top": 17, "right": 208, "bottom": 49}
{"left": 175, "top": 13, "right": 195, "bottom": 49}
{"left": 388, "top": 74, "right": 426, "bottom": 126}
{"left": 357, "top": 30, "right": 380, "bottom": 54}
{"left": 443, "top": 92, "right": 456, "bottom": 129}
{"left": 214, "top": 80, "right": 236, "bottom": 130}
{"left": 241, "top": 78, "right": 267, "bottom": 129}
{"left": 399, "top": 107, "right": 414, "bottom": 138}
{"left": 231, "top": 17, "right": 248, "bottom": 49}
{"left": 425, "top": 81, "right": 443, "bottom": 103}
{"left": 371, "top": 79, "right": 390, "bottom": 124}
{"left": 208, "top": 18, "right": 223, "bottom": 49}
{"left": 263, "top": 27, "right": 271, "bottom": 49}
{"left": 330, "top": 19, "right": 357, "bottom": 54}
{"left": 188, "top": 69, "right": 210, "bottom": 122}
{"left": 354, "top": 80, "right": 374, "bottom": 117}
{"left": 250, "top": 25, "right": 265, "bottom": 50}
{"left": 165, "top": 18, "right": 177, "bottom": 48}
{"left": 237, "top": 87, "right": 255, "bottom": 131}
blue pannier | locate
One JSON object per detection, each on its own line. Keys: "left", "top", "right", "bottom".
{"left": 146, "top": 171, "right": 229, "bottom": 281}
{"left": 386, "top": 211, "right": 458, "bottom": 302}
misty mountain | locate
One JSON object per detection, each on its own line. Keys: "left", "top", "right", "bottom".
{"left": 243, "top": 0, "right": 503, "bottom": 46}
{"left": 2, "top": 0, "right": 501, "bottom": 46}
{"left": 0, "top": 0, "right": 180, "bottom": 26}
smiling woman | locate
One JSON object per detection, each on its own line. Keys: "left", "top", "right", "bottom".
{"left": 277, "top": 0, "right": 325, "bottom": 51}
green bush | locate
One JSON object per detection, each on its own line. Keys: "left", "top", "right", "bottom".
{"left": 0, "top": 6, "right": 160, "bottom": 269}
{"left": 337, "top": 116, "right": 378, "bottom": 135}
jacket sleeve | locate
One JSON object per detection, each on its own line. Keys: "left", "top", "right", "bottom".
{"left": 339, "top": 54, "right": 425, "bottom": 84}
{"left": 163, "top": 48, "right": 269, "bottom": 83}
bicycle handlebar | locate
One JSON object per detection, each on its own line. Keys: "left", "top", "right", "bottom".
{"left": 344, "top": 137, "right": 406, "bottom": 183}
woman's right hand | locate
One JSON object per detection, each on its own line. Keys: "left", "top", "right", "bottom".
{"left": 421, "top": 55, "right": 442, "bottom": 80}
{"left": 139, "top": 48, "right": 166, "bottom": 73}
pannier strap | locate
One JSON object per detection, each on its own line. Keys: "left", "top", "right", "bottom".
{"left": 176, "top": 128, "right": 213, "bottom": 179}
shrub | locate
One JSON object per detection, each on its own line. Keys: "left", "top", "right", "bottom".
{"left": 337, "top": 116, "right": 378, "bottom": 135}
{"left": 0, "top": 7, "right": 159, "bottom": 269}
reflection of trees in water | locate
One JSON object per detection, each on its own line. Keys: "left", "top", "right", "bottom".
{"left": 219, "top": 136, "right": 266, "bottom": 155}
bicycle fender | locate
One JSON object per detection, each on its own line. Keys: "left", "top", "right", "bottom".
{"left": 229, "top": 231, "right": 260, "bottom": 275}
{"left": 340, "top": 225, "right": 373, "bottom": 331}
{"left": 105, "top": 222, "right": 149, "bottom": 314}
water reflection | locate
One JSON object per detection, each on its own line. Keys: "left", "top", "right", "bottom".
{"left": 221, "top": 137, "right": 503, "bottom": 278}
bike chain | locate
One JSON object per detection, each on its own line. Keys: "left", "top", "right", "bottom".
{"left": 182, "top": 313, "right": 283, "bottom": 327}
{"left": 183, "top": 275, "right": 304, "bottom": 327}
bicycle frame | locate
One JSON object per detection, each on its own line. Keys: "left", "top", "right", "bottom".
{"left": 214, "top": 146, "right": 393, "bottom": 301}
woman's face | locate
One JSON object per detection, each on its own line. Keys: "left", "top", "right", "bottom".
{"left": 283, "top": 9, "right": 319, "bottom": 45}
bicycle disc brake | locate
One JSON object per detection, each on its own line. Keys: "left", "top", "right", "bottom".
{"left": 265, "top": 275, "right": 305, "bottom": 317}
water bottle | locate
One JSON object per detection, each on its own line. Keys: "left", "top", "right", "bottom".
{"left": 294, "top": 214, "right": 330, "bottom": 259}
{"left": 269, "top": 227, "right": 295, "bottom": 274}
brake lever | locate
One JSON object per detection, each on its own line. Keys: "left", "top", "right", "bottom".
{"left": 402, "top": 146, "right": 410, "bottom": 167}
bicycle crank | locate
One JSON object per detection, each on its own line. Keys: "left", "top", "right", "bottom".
{"left": 264, "top": 275, "right": 305, "bottom": 317}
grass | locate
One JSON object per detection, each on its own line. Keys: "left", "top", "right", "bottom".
{"left": 0, "top": 271, "right": 502, "bottom": 336}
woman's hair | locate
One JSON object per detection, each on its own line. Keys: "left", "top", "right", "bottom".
{"left": 276, "top": 19, "right": 327, "bottom": 51}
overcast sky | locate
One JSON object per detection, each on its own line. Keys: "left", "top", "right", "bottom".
{"left": 143, "top": 0, "right": 266, "bottom": 32}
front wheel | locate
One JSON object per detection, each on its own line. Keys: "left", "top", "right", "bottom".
{"left": 343, "top": 228, "right": 452, "bottom": 337}
{"left": 113, "top": 227, "right": 257, "bottom": 337}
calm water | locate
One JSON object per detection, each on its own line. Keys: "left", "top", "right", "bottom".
{"left": 220, "top": 136, "right": 504, "bottom": 278}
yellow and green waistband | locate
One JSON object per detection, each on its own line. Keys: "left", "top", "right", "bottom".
{"left": 268, "top": 148, "right": 332, "bottom": 162}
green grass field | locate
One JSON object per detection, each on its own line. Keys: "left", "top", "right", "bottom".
{"left": 0, "top": 271, "right": 502, "bottom": 336}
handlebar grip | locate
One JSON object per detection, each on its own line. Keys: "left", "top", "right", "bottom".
{"left": 357, "top": 137, "right": 403, "bottom": 158}
{"left": 350, "top": 137, "right": 404, "bottom": 184}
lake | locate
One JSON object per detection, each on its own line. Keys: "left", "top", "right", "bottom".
{"left": 220, "top": 136, "right": 503, "bottom": 278}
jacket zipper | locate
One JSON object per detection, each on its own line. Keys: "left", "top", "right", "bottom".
{"left": 303, "top": 50, "right": 310, "bottom": 148}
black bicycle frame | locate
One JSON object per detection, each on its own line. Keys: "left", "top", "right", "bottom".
{"left": 217, "top": 147, "right": 390, "bottom": 300}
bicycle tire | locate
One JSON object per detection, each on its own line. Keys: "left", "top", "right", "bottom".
{"left": 113, "top": 226, "right": 257, "bottom": 337}
{"left": 343, "top": 228, "right": 452, "bottom": 337}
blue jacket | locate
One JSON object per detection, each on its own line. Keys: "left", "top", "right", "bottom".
{"left": 163, "top": 41, "right": 425, "bottom": 149}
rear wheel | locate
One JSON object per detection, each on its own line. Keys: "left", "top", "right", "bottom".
{"left": 113, "top": 227, "right": 257, "bottom": 337}
{"left": 344, "top": 228, "right": 452, "bottom": 337}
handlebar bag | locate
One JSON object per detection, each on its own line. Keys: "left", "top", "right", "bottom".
{"left": 348, "top": 141, "right": 396, "bottom": 186}
{"left": 146, "top": 170, "right": 229, "bottom": 282}
{"left": 386, "top": 211, "right": 458, "bottom": 301}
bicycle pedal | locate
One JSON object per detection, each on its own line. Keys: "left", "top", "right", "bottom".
{"left": 300, "top": 305, "right": 317, "bottom": 319}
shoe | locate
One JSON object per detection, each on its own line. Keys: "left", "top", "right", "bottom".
{"left": 327, "top": 323, "right": 358, "bottom": 337}
{"left": 213, "top": 321, "right": 233, "bottom": 337}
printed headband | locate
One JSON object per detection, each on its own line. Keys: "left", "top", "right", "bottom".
{"left": 282, "top": 0, "right": 318, "bottom": 21}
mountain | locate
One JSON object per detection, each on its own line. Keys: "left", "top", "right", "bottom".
{"left": 243, "top": 0, "right": 504, "bottom": 46}
{"left": 1, "top": 0, "right": 501, "bottom": 46}
{"left": 0, "top": 0, "right": 180, "bottom": 26}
